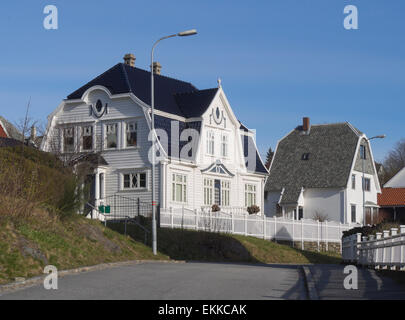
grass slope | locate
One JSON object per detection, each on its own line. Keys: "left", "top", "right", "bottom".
{"left": 109, "top": 223, "right": 341, "bottom": 264}
{"left": 0, "top": 214, "right": 168, "bottom": 285}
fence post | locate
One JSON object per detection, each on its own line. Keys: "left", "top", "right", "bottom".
{"left": 231, "top": 211, "right": 234, "bottom": 234}
{"left": 292, "top": 218, "right": 295, "bottom": 247}
{"left": 209, "top": 209, "right": 212, "bottom": 232}
{"left": 274, "top": 215, "right": 277, "bottom": 243}
{"left": 325, "top": 220, "right": 328, "bottom": 252}
{"left": 317, "top": 220, "right": 320, "bottom": 252}
{"left": 195, "top": 209, "right": 198, "bottom": 231}
{"left": 375, "top": 232, "right": 382, "bottom": 269}
{"left": 382, "top": 230, "right": 390, "bottom": 269}
{"left": 244, "top": 214, "right": 248, "bottom": 236}
{"left": 301, "top": 219, "right": 304, "bottom": 250}
{"left": 356, "top": 233, "right": 362, "bottom": 264}
{"left": 391, "top": 228, "right": 398, "bottom": 270}
{"left": 400, "top": 225, "right": 405, "bottom": 271}
{"left": 170, "top": 207, "right": 174, "bottom": 229}
{"left": 263, "top": 214, "right": 266, "bottom": 239}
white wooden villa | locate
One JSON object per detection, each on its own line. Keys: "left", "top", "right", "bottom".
{"left": 41, "top": 54, "right": 268, "bottom": 218}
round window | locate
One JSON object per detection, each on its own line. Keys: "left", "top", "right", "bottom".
{"left": 96, "top": 100, "right": 103, "bottom": 112}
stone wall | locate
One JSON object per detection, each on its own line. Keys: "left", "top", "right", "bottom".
{"left": 275, "top": 239, "right": 341, "bottom": 254}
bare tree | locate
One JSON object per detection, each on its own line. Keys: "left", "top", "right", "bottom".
{"left": 383, "top": 138, "right": 405, "bottom": 184}
{"left": 312, "top": 210, "right": 329, "bottom": 222}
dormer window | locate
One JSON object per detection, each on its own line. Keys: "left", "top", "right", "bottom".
{"left": 301, "top": 153, "right": 310, "bottom": 160}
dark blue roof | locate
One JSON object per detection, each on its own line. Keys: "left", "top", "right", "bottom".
{"left": 67, "top": 63, "right": 203, "bottom": 117}
{"left": 174, "top": 88, "right": 218, "bottom": 118}
{"left": 154, "top": 115, "right": 201, "bottom": 160}
{"left": 241, "top": 135, "right": 268, "bottom": 174}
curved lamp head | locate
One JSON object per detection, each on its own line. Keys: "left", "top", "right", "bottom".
{"left": 178, "top": 29, "right": 197, "bottom": 37}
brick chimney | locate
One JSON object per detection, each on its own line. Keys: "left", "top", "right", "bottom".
{"left": 151, "top": 62, "right": 162, "bottom": 75}
{"left": 302, "top": 117, "right": 310, "bottom": 132}
{"left": 123, "top": 53, "right": 135, "bottom": 67}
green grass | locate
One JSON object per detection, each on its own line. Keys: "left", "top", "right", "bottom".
{"left": 109, "top": 222, "right": 342, "bottom": 265}
{"left": 0, "top": 215, "right": 168, "bottom": 285}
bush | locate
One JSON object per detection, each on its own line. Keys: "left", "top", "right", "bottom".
{"left": 0, "top": 147, "right": 82, "bottom": 222}
{"left": 247, "top": 205, "right": 260, "bottom": 215}
{"left": 211, "top": 204, "right": 220, "bottom": 212}
{"left": 342, "top": 221, "right": 401, "bottom": 238}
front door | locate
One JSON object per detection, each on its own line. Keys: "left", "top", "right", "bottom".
{"left": 84, "top": 174, "right": 96, "bottom": 218}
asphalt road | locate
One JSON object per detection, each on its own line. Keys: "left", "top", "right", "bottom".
{"left": 1, "top": 262, "right": 404, "bottom": 300}
{"left": 0, "top": 262, "right": 306, "bottom": 300}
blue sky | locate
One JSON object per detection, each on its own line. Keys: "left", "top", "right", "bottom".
{"left": 0, "top": 0, "right": 404, "bottom": 161}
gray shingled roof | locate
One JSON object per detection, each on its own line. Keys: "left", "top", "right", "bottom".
{"left": 265, "top": 123, "right": 361, "bottom": 205}
{"left": 0, "top": 116, "right": 23, "bottom": 140}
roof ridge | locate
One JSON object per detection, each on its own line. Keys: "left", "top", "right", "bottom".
{"left": 173, "top": 87, "right": 218, "bottom": 96}
{"left": 121, "top": 63, "right": 197, "bottom": 90}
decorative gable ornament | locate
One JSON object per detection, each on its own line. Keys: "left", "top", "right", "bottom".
{"left": 89, "top": 99, "right": 108, "bottom": 118}
{"left": 201, "top": 160, "right": 234, "bottom": 177}
{"left": 210, "top": 106, "right": 226, "bottom": 127}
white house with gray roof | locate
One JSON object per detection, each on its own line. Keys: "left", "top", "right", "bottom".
{"left": 41, "top": 54, "right": 268, "bottom": 218}
{"left": 264, "top": 118, "right": 381, "bottom": 225}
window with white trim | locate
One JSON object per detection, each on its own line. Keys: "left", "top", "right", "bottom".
{"left": 352, "top": 174, "right": 356, "bottom": 190}
{"left": 172, "top": 174, "right": 187, "bottom": 203}
{"left": 206, "top": 130, "right": 215, "bottom": 155}
{"left": 63, "top": 127, "right": 75, "bottom": 152}
{"left": 106, "top": 123, "right": 118, "bottom": 149}
{"left": 221, "top": 134, "right": 228, "bottom": 157}
{"left": 204, "top": 178, "right": 214, "bottom": 205}
{"left": 125, "top": 121, "right": 137, "bottom": 147}
{"left": 245, "top": 184, "right": 257, "bottom": 207}
{"left": 363, "top": 177, "right": 371, "bottom": 192}
{"left": 82, "top": 125, "right": 93, "bottom": 151}
{"left": 221, "top": 180, "right": 230, "bottom": 206}
{"left": 123, "top": 172, "right": 147, "bottom": 190}
{"left": 351, "top": 205, "right": 356, "bottom": 223}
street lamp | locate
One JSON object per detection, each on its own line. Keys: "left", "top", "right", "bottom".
{"left": 150, "top": 29, "right": 197, "bottom": 255}
{"left": 362, "top": 134, "right": 385, "bottom": 225}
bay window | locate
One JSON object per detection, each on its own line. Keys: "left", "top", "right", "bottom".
{"left": 126, "top": 121, "right": 137, "bottom": 147}
{"left": 63, "top": 127, "right": 74, "bottom": 152}
{"left": 106, "top": 123, "right": 118, "bottom": 149}
{"left": 82, "top": 125, "right": 93, "bottom": 151}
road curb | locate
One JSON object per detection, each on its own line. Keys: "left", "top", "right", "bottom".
{"left": 0, "top": 259, "right": 185, "bottom": 295}
{"left": 301, "top": 266, "right": 319, "bottom": 300}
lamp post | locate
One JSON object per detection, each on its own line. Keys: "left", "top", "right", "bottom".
{"left": 150, "top": 29, "right": 197, "bottom": 255}
{"left": 362, "top": 134, "right": 385, "bottom": 226}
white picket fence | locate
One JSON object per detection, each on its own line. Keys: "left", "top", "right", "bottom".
{"left": 160, "top": 207, "right": 358, "bottom": 251}
{"left": 342, "top": 225, "right": 405, "bottom": 270}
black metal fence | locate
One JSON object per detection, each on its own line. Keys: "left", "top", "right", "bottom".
{"left": 98, "top": 194, "right": 155, "bottom": 220}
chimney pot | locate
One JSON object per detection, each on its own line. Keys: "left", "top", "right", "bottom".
{"left": 123, "top": 53, "right": 135, "bottom": 67}
{"left": 151, "top": 62, "right": 162, "bottom": 75}
{"left": 30, "top": 125, "right": 36, "bottom": 141}
{"left": 303, "top": 117, "right": 310, "bottom": 132}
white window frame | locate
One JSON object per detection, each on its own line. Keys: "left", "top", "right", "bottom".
{"left": 351, "top": 174, "right": 356, "bottom": 190}
{"left": 105, "top": 123, "right": 118, "bottom": 149}
{"left": 81, "top": 125, "right": 94, "bottom": 151}
{"left": 245, "top": 184, "right": 257, "bottom": 207}
{"left": 221, "top": 180, "right": 230, "bottom": 207}
{"left": 351, "top": 204, "right": 356, "bottom": 223}
{"left": 203, "top": 178, "right": 214, "bottom": 206}
{"left": 206, "top": 130, "right": 215, "bottom": 155}
{"left": 63, "top": 126, "right": 75, "bottom": 153}
{"left": 172, "top": 173, "right": 187, "bottom": 203}
{"left": 362, "top": 177, "right": 371, "bottom": 192}
{"left": 122, "top": 172, "right": 147, "bottom": 190}
{"left": 125, "top": 121, "right": 138, "bottom": 148}
{"left": 221, "top": 133, "right": 228, "bottom": 158}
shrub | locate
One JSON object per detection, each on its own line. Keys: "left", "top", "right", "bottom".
{"left": 342, "top": 221, "right": 401, "bottom": 239}
{"left": 211, "top": 204, "right": 220, "bottom": 212}
{"left": 247, "top": 205, "right": 260, "bottom": 215}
